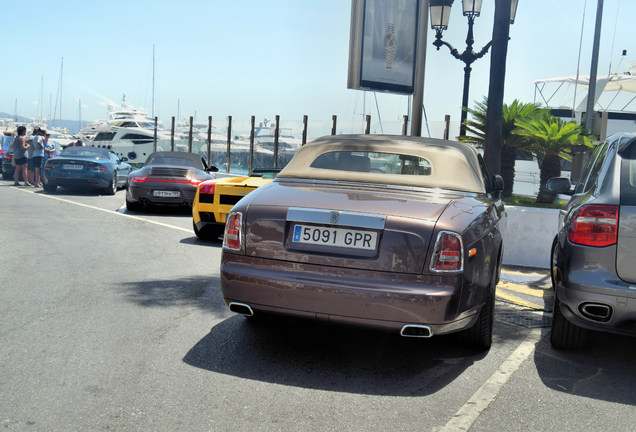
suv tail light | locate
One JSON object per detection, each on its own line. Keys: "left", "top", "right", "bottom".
{"left": 223, "top": 212, "right": 243, "bottom": 251}
{"left": 569, "top": 205, "right": 619, "bottom": 247}
{"left": 430, "top": 231, "right": 464, "bottom": 272}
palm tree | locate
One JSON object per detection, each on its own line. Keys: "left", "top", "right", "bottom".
{"left": 514, "top": 112, "right": 591, "bottom": 203}
{"left": 461, "top": 98, "right": 541, "bottom": 197}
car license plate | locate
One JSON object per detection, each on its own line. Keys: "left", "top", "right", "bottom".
{"left": 63, "top": 164, "right": 83, "bottom": 170}
{"left": 292, "top": 224, "right": 378, "bottom": 250}
{"left": 153, "top": 190, "right": 180, "bottom": 198}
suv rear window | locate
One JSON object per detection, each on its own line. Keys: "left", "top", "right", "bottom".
{"left": 620, "top": 142, "right": 636, "bottom": 206}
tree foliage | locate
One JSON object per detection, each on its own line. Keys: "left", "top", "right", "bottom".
{"left": 461, "top": 98, "right": 541, "bottom": 197}
{"left": 513, "top": 112, "right": 592, "bottom": 203}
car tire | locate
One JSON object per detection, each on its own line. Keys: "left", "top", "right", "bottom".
{"left": 126, "top": 198, "right": 143, "bottom": 212}
{"left": 550, "top": 297, "right": 587, "bottom": 350}
{"left": 2, "top": 171, "right": 11, "bottom": 180}
{"left": 459, "top": 267, "right": 496, "bottom": 350}
{"left": 43, "top": 183, "right": 57, "bottom": 193}
{"left": 105, "top": 174, "right": 117, "bottom": 195}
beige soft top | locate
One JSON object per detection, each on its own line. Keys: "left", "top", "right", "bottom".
{"left": 277, "top": 134, "right": 486, "bottom": 193}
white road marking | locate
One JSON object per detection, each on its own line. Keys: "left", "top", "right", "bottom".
{"left": 439, "top": 328, "right": 546, "bottom": 432}
{"left": 18, "top": 188, "right": 192, "bottom": 233}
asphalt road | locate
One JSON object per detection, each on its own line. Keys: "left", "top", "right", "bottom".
{"left": 1, "top": 182, "right": 635, "bottom": 431}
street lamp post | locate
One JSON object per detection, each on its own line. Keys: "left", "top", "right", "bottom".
{"left": 429, "top": 0, "right": 518, "bottom": 137}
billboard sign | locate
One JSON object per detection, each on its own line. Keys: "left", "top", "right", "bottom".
{"left": 348, "top": 0, "right": 421, "bottom": 95}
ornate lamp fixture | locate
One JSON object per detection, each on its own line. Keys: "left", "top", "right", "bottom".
{"left": 430, "top": 0, "right": 518, "bottom": 136}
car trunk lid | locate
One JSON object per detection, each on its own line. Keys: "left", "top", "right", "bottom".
{"left": 243, "top": 181, "right": 456, "bottom": 274}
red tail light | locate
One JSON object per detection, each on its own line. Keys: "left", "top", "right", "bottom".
{"left": 189, "top": 178, "right": 205, "bottom": 186}
{"left": 431, "top": 231, "right": 464, "bottom": 272}
{"left": 569, "top": 205, "right": 619, "bottom": 247}
{"left": 131, "top": 175, "right": 147, "bottom": 183}
{"left": 87, "top": 164, "right": 107, "bottom": 171}
{"left": 199, "top": 182, "right": 216, "bottom": 194}
{"left": 223, "top": 212, "right": 242, "bottom": 251}
{"left": 4, "top": 153, "right": 12, "bottom": 162}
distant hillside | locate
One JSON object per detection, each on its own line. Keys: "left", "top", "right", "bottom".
{"left": 0, "top": 112, "right": 87, "bottom": 135}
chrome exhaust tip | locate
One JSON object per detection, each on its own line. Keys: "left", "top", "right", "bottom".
{"left": 579, "top": 302, "right": 612, "bottom": 322}
{"left": 400, "top": 324, "right": 433, "bottom": 338}
{"left": 229, "top": 302, "right": 254, "bottom": 317}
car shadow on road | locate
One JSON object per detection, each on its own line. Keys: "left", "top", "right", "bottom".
{"left": 183, "top": 314, "right": 489, "bottom": 397}
{"left": 119, "top": 275, "right": 227, "bottom": 314}
{"left": 122, "top": 205, "right": 193, "bottom": 216}
{"left": 534, "top": 331, "right": 636, "bottom": 406}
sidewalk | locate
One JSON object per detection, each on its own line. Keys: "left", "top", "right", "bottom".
{"left": 495, "top": 266, "right": 554, "bottom": 329}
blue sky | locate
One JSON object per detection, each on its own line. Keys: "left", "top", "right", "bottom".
{"left": 1, "top": 0, "right": 635, "bottom": 138}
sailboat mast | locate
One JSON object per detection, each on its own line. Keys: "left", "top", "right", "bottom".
{"left": 152, "top": 44, "right": 155, "bottom": 119}
{"left": 39, "top": 77, "right": 44, "bottom": 121}
{"left": 59, "top": 57, "right": 64, "bottom": 129}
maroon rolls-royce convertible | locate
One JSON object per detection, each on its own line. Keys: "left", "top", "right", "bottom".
{"left": 220, "top": 134, "right": 504, "bottom": 349}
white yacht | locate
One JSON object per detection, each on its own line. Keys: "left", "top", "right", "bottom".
{"left": 82, "top": 96, "right": 172, "bottom": 167}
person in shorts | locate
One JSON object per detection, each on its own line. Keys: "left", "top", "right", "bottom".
{"left": 32, "top": 129, "right": 45, "bottom": 187}
{"left": 12, "top": 126, "right": 30, "bottom": 186}
{"left": 26, "top": 127, "right": 41, "bottom": 186}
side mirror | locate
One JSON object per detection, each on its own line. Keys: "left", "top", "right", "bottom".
{"left": 208, "top": 165, "right": 219, "bottom": 172}
{"left": 120, "top": 157, "right": 129, "bottom": 162}
{"left": 492, "top": 174, "right": 504, "bottom": 199}
{"left": 547, "top": 177, "right": 573, "bottom": 195}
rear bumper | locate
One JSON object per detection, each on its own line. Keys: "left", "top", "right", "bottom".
{"left": 127, "top": 185, "right": 196, "bottom": 205}
{"left": 557, "top": 281, "right": 636, "bottom": 337}
{"left": 2, "top": 161, "right": 15, "bottom": 176}
{"left": 220, "top": 254, "right": 480, "bottom": 335}
{"left": 557, "top": 241, "right": 636, "bottom": 336}
{"left": 44, "top": 170, "right": 110, "bottom": 188}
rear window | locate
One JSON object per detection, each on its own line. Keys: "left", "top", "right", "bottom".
{"left": 309, "top": 151, "right": 432, "bottom": 176}
{"left": 620, "top": 143, "right": 636, "bottom": 206}
{"left": 61, "top": 147, "right": 110, "bottom": 159}
{"left": 147, "top": 157, "right": 195, "bottom": 167}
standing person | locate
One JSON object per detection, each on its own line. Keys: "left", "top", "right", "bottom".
{"left": 32, "top": 129, "right": 45, "bottom": 187}
{"left": 12, "top": 126, "right": 30, "bottom": 186}
{"left": 26, "top": 127, "right": 40, "bottom": 186}
{"left": 42, "top": 131, "right": 59, "bottom": 183}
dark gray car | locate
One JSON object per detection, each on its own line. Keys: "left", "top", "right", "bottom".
{"left": 549, "top": 132, "right": 636, "bottom": 349}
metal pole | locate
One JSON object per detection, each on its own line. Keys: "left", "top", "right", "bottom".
{"left": 302, "top": 115, "right": 308, "bottom": 145}
{"left": 410, "top": 0, "right": 430, "bottom": 137}
{"left": 249, "top": 116, "right": 255, "bottom": 175}
{"left": 483, "top": 0, "right": 512, "bottom": 177}
{"left": 226, "top": 116, "right": 232, "bottom": 173}
{"left": 460, "top": 64, "right": 472, "bottom": 137}
{"left": 153, "top": 117, "right": 158, "bottom": 152}
{"left": 207, "top": 116, "right": 212, "bottom": 167}
{"left": 273, "top": 115, "right": 280, "bottom": 170}
{"left": 188, "top": 116, "right": 193, "bottom": 153}
{"left": 443, "top": 115, "right": 450, "bottom": 140}
{"left": 170, "top": 116, "right": 175, "bottom": 151}
{"left": 331, "top": 115, "right": 337, "bottom": 135}
{"left": 365, "top": 115, "right": 371, "bottom": 134}
{"left": 584, "top": 0, "right": 604, "bottom": 133}
{"left": 402, "top": 115, "right": 408, "bottom": 136}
